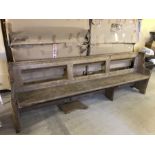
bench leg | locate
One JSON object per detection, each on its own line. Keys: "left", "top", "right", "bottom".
{"left": 11, "top": 99, "right": 21, "bottom": 133}
{"left": 105, "top": 87, "right": 116, "bottom": 101}
{"left": 132, "top": 79, "right": 149, "bottom": 94}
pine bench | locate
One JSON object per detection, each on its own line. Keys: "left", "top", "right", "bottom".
{"left": 9, "top": 52, "right": 151, "bottom": 132}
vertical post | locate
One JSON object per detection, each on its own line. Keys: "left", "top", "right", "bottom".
{"left": 105, "top": 57, "right": 110, "bottom": 74}
{"left": 11, "top": 93, "right": 21, "bottom": 133}
{"left": 9, "top": 64, "right": 21, "bottom": 133}
{"left": 133, "top": 79, "right": 149, "bottom": 94}
{"left": 105, "top": 86, "right": 116, "bottom": 101}
{"left": 67, "top": 64, "right": 74, "bottom": 80}
{"left": 134, "top": 52, "right": 145, "bottom": 74}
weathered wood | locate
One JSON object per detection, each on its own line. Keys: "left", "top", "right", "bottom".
{"left": 67, "top": 64, "right": 74, "bottom": 80}
{"left": 17, "top": 72, "right": 149, "bottom": 108}
{"left": 11, "top": 97, "right": 21, "bottom": 133}
{"left": 105, "top": 58, "right": 110, "bottom": 73}
{"left": 134, "top": 52, "right": 146, "bottom": 74}
{"left": 133, "top": 79, "right": 149, "bottom": 94}
{"left": 9, "top": 64, "right": 21, "bottom": 133}
{"left": 12, "top": 52, "right": 136, "bottom": 69}
{"left": 11, "top": 86, "right": 21, "bottom": 133}
{"left": 16, "top": 68, "right": 134, "bottom": 93}
{"left": 8, "top": 52, "right": 151, "bottom": 132}
{"left": 105, "top": 86, "right": 117, "bottom": 101}
{"left": 10, "top": 53, "right": 137, "bottom": 92}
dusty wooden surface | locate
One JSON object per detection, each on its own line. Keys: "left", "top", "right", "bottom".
{"left": 8, "top": 52, "right": 151, "bottom": 132}
{"left": 9, "top": 52, "right": 137, "bottom": 92}
{"left": 17, "top": 72, "right": 149, "bottom": 108}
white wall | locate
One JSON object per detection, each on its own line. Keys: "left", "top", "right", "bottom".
{"left": 135, "top": 19, "right": 155, "bottom": 51}
{"left": 0, "top": 21, "right": 10, "bottom": 90}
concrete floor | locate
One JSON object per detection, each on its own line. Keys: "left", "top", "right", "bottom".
{"left": 0, "top": 69, "right": 155, "bottom": 135}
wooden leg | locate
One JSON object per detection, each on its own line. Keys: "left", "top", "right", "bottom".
{"left": 105, "top": 87, "right": 116, "bottom": 101}
{"left": 11, "top": 98, "right": 21, "bottom": 133}
{"left": 132, "top": 79, "right": 149, "bottom": 94}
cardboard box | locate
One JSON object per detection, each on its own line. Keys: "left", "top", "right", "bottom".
{"left": 91, "top": 19, "right": 139, "bottom": 44}
{"left": 0, "top": 22, "right": 10, "bottom": 90}
{"left": 0, "top": 74, "right": 10, "bottom": 90}
{"left": 12, "top": 43, "right": 88, "bottom": 61}
{"left": 0, "top": 60, "right": 10, "bottom": 90}
{"left": 90, "top": 43, "right": 134, "bottom": 55}
{"left": 7, "top": 19, "right": 89, "bottom": 44}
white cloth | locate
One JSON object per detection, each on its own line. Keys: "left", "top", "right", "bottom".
{"left": 0, "top": 94, "right": 3, "bottom": 104}
{"left": 141, "top": 47, "right": 154, "bottom": 56}
{"left": 149, "top": 59, "right": 155, "bottom": 64}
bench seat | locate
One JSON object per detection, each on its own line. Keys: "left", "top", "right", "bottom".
{"left": 17, "top": 72, "right": 149, "bottom": 108}
{"left": 9, "top": 52, "right": 151, "bottom": 132}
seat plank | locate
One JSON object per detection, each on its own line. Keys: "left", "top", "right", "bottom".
{"left": 17, "top": 72, "right": 149, "bottom": 108}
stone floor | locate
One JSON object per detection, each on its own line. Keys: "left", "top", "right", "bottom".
{"left": 0, "top": 69, "right": 155, "bottom": 135}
